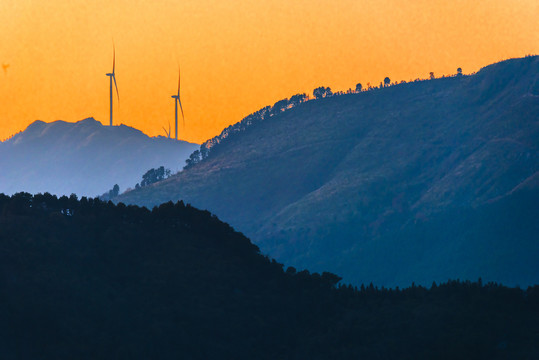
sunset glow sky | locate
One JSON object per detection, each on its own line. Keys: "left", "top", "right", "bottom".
{"left": 1, "top": 0, "right": 538, "bottom": 143}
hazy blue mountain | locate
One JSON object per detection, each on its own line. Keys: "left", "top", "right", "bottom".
{"left": 117, "top": 56, "right": 539, "bottom": 287}
{"left": 0, "top": 118, "right": 198, "bottom": 197}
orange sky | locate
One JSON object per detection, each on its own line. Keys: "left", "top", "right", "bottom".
{"left": 0, "top": 0, "right": 538, "bottom": 143}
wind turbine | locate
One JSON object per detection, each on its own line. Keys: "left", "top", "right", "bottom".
{"left": 106, "top": 45, "right": 119, "bottom": 126}
{"left": 171, "top": 66, "right": 184, "bottom": 140}
{"left": 162, "top": 121, "right": 171, "bottom": 138}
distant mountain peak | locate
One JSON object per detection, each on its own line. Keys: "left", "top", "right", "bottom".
{"left": 77, "top": 117, "right": 101, "bottom": 126}
{"left": 0, "top": 118, "right": 199, "bottom": 196}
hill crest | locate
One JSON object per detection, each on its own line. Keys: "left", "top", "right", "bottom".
{"left": 117, "top": 56, "right": 539, "bottom": 286}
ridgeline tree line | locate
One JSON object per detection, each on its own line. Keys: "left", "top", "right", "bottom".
{"left": 1, "top": 192, "right": 538, "bottom": 359}
{"left": 121, "top": 67, "right": 467, "bottom": 189}
{"left": 180, "top": 67, "right": 466, "bottom": 172}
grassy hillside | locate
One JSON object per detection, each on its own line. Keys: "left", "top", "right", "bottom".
{"left": 117, "top": 56, "right": 539, "bottom": 286}
{"left": 1, "top": 193, "right": 538, "bottom": 359}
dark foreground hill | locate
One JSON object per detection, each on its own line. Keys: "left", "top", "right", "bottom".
{"left": 117, "top": 56, "right": 539, "bottom": 287}
{"left": 1, "top": 193, "right": 538, "bottom": 359}
{"left": 0, "top": 118, "right": 198, "bottom": 197}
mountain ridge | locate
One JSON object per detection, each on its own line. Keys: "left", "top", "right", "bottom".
{"left": 0, "top": 118, "right": 198, "bottom": 196}
{"left": 117, "top": 56, "right": 539, "bottom": 286}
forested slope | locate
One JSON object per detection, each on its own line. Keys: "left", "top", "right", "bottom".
{"left": 1, "top": 193, "right": 538, "bottom": 359}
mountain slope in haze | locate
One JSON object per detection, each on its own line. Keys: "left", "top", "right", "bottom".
{"left": 117, "top": 56, "right": 539, "bottom": 287}
{"left": 0, "top": 118, "right": 198, "bottom": 196}
{"left": 2, "top": 194, "right": 538, "bottom": 359}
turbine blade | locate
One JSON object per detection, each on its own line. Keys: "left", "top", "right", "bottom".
{"left": 113, "top": 74, "right": 119, "bottom": 104}
{"left": 177, "top": 65, "right": 181, "bottom": 97}
{"left": 112, "top": 44, "right": 116, "bottom": 74}
{"left": 162, "top": 126, "right": 169, "bottom": 137}
{"left": 178, "top": 98, "right": 185, "bottom": 128}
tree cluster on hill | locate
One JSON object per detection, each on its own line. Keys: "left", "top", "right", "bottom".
{"left": 313, "top": 86, "right": 333, "bottom": 99}
{"left": 134, "top": 166, "right": 171, "bottom": 189}
{"left": 98, "top": 183, "right": 120, "bottom": 201}
{"left": 1, "top": 192, "right": 538, "bottom": 359}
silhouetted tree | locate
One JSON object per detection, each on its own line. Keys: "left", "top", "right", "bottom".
{"left": 200, "top": 145, "right": 210, "bottom": 160}
{"left": 313, "top": 86, "right": 333, "bottom": 99}
{"left": 355, "top": 83, "right": 362, "bottom": 92}
{"left": 99, "top": 184, "right": 120, "bottom": 201}
{"left": 271, "top": 98, "right": 289, "bottom": 115}
{"left": 321, "top": 272, "right": 342, "bottom": 288}
{"left": 384, "top": 77, "right": 391, "bottom": 87}
{"left": 457, "top": 67, "right": 463, "bottom": 76}
{"left": 289, "top": 93, "right": 307, "bottom": 107}
{"left": 429, "top": 72, "right": 435, "bottom": 80}
{"left": 184, "top": 150, "right": 201, "bottom": 169}
{"left": 140, "top": 166, "right": 170, "bottom": 187}
{"left": 325, "top": 87, "right": 333, "bottom": 97}
{"left": 313, "top": 87, "right": 324, "bottom": 99}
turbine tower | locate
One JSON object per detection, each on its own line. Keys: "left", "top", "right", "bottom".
{"left": 171, "top": 66, "right": 184, "bottom": 140}
{"left": 106, "top": 45, "right": 119, "bottom": 126}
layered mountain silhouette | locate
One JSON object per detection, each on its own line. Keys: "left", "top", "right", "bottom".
{"left": 117, "top": 56, "right": 539, "bottom": 287}
{"left": 2, "top": 193, "right": 538, "bottom": 359}
{"left": 0, "top": 118, "right": 198, "bottom": 196}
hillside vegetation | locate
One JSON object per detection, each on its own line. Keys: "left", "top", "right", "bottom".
{"left": 1, "top": 193, "right": 538, "bottom": 359}
{"left": 118, "top": 56, "right": 539, "bottom": 286}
